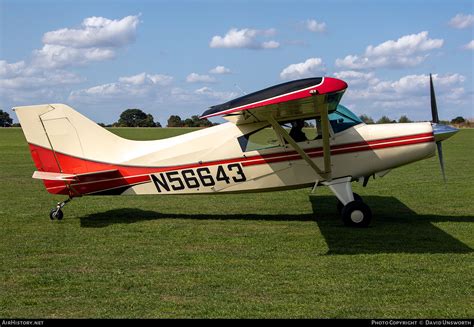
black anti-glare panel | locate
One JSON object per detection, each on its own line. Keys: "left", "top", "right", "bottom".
{"left": 201, "top": 77, "right": 323, "bottom": 117}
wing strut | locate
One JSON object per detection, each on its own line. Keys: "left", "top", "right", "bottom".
{"left": 266, "top": 114, "right": 331, "bottom": 180}
{"left": 316, "top": 92, "right": 332, "bottom": 181}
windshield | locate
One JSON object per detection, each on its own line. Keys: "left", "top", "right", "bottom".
{"left": 328, "top": 105, "right": 363, "bottom": 133}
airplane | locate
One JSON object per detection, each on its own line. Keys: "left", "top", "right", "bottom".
{"left": 13, "top": 74, "right": 458, "bottom": 227}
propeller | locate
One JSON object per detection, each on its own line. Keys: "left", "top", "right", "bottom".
{"left": 430, "top": 74, "right": 439, "bottom": 124}
{"left": 429, "top": 73, "right": 460, "bottom": 183}
{"left": 429, "top": 74, "right": 446, "bottom": 183}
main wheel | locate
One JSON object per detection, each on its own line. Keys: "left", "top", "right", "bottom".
{"left": 341, "top": 200, "right": 372, "bottom": 227}
{"left": 49, "top": 208, "right": 64, "bottom": 220}
{"left": 336, "top": 192, "right": 363, "bottom": 213}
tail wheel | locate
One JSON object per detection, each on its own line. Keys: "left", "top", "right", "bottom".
{"left": 49, "top": 208, "right": 64, "bottom": 220}
{"left": 341, "top": 200, "right": 372, "bottom": 227}
{"left": 336, "top": 192, "right": 363, "bottom": 213}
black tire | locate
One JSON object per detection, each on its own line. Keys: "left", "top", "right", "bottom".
{"left": 341, "top": 200, "right": 372, "bottom": 228}
{"left": 49, "top": 208, "right": 64, "bottom": 220}
{"left": 336, "top": 192, "right": 363, "bottom": 213}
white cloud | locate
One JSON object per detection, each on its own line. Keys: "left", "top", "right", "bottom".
{"left": 118, "top": 72, "right": 173, "bottom": 86}
{"left": 335, "top": 31, "right": 443, "bottom": 70}
{"left": 69, "top": 72, "right": 173, "bottom": 103}
{"left": 0, "top": 14, "right": 142, "bottom": 107}
{"left": 365, "top": 31, "right": 443, "bottom": 57}
{"left": 209, "top": 28, "right": 280, "bottom": 49}
{"left": 261, "top": 40, "right": 280, "bottom": 49}
{"left": 280, "top": 58, "right": 325, "bottom": 80}
{"left": 0, "top": 59, "right": 84, "bottom": 103}
{"left": 43, "top": 15, "right": 140, "bottom": 48}
{"left": 186, "top": 73, "right": 216, "bottom": 83}
{"left": 194, "top": 87, "right": 237, "bottom": 101}
{"left": 209, "top": 65, "right": 231, "bottom": 74}
{"left": 334, "top": 70, "right": 379, "bottom": 86}
{"left": 340, "top": 73, "right": 467, "bottom": 119}
{"left": 0, "top": 60, "right": 26, "bottom": 78}
{"left": 449, "top": 13, "right": 474, "bottom": 29}
{"left": 0, "top": 59, "right": 84, "bottom": 90}
{"left": 335, "top": 54, "right": 426, "bottom": 70}
{"left": 0, "top": 69, "right": 83, "bottom": 90}
{"left": 305, "top": 19, "right": 326, "bottom": 33}
{"left": 32, "top": 14, "right": 141, "bottom": 69}
{"left": 463, "top": 40, "right": 474, "bottom": 50}
{"left": 32, "top": 44, "right": 116, "bottom": 69}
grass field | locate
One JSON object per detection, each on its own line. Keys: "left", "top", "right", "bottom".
{"left": 0, "top": 127, "right": 473, "bottom": 318}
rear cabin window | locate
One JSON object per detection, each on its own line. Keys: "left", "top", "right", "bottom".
{"left": 238, "top": 127, "right": 281, "bottom": 152}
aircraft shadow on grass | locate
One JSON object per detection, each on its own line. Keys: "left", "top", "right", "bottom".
{"left": 79, "top": 195, "right": 473, "bottom": 255}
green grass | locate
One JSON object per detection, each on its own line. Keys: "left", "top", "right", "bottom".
{"left": 0, "top": 127, "right": 473, "bottom": 318}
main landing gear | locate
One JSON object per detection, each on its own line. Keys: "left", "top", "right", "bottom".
{"left": 323, "top": 177, "right": 372, "bottom": 227}
{"left": 49, "top": 198, "right": 72, "bottom": 221}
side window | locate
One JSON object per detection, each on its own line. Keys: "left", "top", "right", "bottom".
{"left": 280, "top": 119, "right": 319, "bottom": 143}
{"left": 238, "top": 127, "right": 281, "bottom": 152}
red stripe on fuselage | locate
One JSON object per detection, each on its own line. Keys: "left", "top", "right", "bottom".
{"left": 242, "top": 135, "right": 434, "bottom": 166}
{"left": 28, "top": 132, "right": 434, "bottom": 195}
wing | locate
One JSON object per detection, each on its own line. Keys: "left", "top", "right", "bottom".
{"left": 200, "top": 77, "right": 347, "bottom": 125}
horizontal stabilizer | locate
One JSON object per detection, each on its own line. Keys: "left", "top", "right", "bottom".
{"left": 33, "top": 171, "right": 77, "bottom": 181}
{"left": 32, "top": 169, "right": 120, "bottom": 182}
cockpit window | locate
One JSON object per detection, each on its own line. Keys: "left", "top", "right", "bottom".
{"left": 329, "top": 105, "right": 363, "bottom": 133}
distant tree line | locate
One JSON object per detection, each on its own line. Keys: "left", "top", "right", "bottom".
{"left": 358, "top": 114, "right": 471, "bottom": 127}
{"left": 359, "top": 114, "right": 413, "bottom": 124}
{"left": 167, "top": 115, "right": 216, "bottom": 127}
{"left": 99, "top": 109, "right": 215, "bottom": 128}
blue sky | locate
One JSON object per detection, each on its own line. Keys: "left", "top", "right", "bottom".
{"left": 1, "top": 0, "right": 473, "bottom": 125}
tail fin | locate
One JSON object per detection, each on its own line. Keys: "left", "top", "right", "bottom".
{"left": 14, "top": 104, "right": 132, "bottom": 195}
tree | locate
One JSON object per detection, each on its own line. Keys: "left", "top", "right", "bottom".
{"left": 398, "top": 115, "right": 412, "bottom": 123}
{"left": 168, "top": 114, "right": 213, "bottom": 127}
{"left": 451, "top": 116, "right": 465, "bottom": 124}
{"left": 183, "top": 118, "right": 194, "bottom": 127}
{"left": 376, "top": 116, "right": 393, "bottom": 124}
{"left": 359, "top": 114, "right": 374, "bottom": 124}
{"left": 117, "top": 109, "right": 156, "bottom": 127}
{"left": 191, "top": 115, "right": 213, "bottom": 127}
{"left": 0, "top": 110, "right": 13, "bottom": 127}
{"left": 167, "top": 115, "right": 183, "bottom": 127}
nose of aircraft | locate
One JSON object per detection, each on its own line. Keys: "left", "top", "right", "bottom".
{"left": 432, "top": 123, "right": 459, "bottom": 142}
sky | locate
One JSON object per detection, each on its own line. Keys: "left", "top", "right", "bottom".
{"left": 0, "top": 0, "right": 473, "bottom": 125}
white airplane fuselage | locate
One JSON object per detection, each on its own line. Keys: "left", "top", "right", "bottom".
{"left": 14, "top": 104, "right": 436, "bottom": 197}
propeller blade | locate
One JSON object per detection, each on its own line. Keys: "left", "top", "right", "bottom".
{"left": 436, "top": 141, "right": 446, "bottom": 184}
{"left": 430, "top": 74, "right": 439, "bottom": 124}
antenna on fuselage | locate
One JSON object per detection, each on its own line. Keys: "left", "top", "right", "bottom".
{"left": 234, "top": 83, "right": 247, "bottom": 95}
